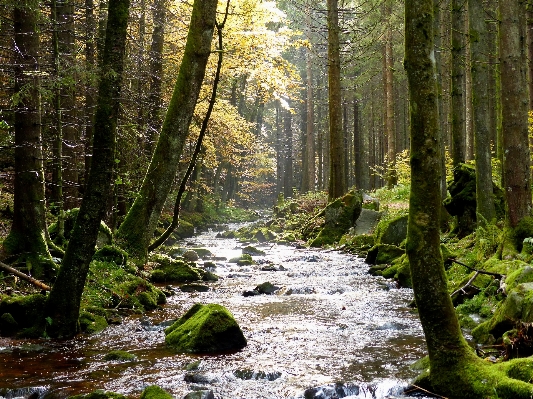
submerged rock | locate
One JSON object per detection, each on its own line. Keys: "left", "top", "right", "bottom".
{"left": 233, "top": 369, "right": 282, "bottom": 381}
{"left": 165, "top": 303, "right": 247, "bottom": 353}
{"left": 304, "top": 383, "right": 360, "bottom": 398}
{"left": 183, "top": 390, "right": 215, "bottom": 399}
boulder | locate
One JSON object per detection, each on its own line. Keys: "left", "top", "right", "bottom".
{"left": 183, "top": 391, "right": 215, "bottom": 399}
{"left": 150, "top": 254, "right": 202, "bottom": 283}
{"left": 242, "top": 245, "right": 265, "bottom": 256}
{"left": 376, "top": 215, "right": 408, "bottom": 246}
{"left": 140, "top": 386, "right": 173, "bottom": 399}
{"left": 305, "top": 190, "right": 363, "bottom": 247}
{"left": 165, "top": 303, "right": 247, "bottom": 353}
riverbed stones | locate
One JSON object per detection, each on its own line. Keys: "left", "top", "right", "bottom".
{"left": 183, "top": 390, "right": 215, "bottom": 399}
{"left": 149, "top": 254, "right": 203, "bottom": 283}
{"left": 165, "top": 303, "right": 247, "bottom": 353}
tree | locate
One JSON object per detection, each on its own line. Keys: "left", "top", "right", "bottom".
{"left": 500, "top": 0, "right": 531, "bottom": 228}
{"left": 116, "top": 0, "right": 217, "bottom": 260}
{"left": 327, "top": 0, "right": 346, "bottom": 200}
{"left": 45, "top": 0, "right": 130, "bottom": 338}
{"left": 3, "top": 1, "right": 53, "bottom": 278}
{"left": 405, "top": 0, "right": 533, "bottom": 396}
{"left": 469, "top": 0, "right": 495, "bottom": 225}
{"left": 450, "top": 0, "right": 466, "bottom": 167}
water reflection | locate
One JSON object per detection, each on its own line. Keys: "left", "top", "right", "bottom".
{"left": 0, "top": 227, "right": 428, "bottom": 399}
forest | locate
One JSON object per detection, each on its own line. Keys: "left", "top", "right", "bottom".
{"left": 2, "top": 0, "right": 533, "bottom": 398}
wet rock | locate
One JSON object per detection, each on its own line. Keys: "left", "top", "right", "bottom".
{"left": 255, "top": 282, "right": 279, "bottom": 294}
{"left": 184, "top": 372, "right": 220, "bottom": 384}
{"left": 284, "top": 286, "right": 316, "bottom": 295}
{"left": 233, "top": 369, "right": 282, "bottom": 381}
{"left": 181, "top": 284, "right": 210, "bottom": 293}
{"left": 242, "top": 245, "right": 266, "bottom": 256}
{"left": 165, "top": 304, "right": 247, "bottom": 353}
{"left": 103, "top": 350, "right": 136, "bottom": 362}
{"left": 216, "top": 230, "right": 236, "bottom": 239}
{"left": 0, "top": 312, "right": 18, "bottom": 336}
{"left": 368, "top": 264, "right": 388, "bottom": 276}
{"left": 183, "top": 390, "right": 215, "bottom": 399}
{"left": 150, "top": 254, "right": 202, "bottom": 283}
{"left": 183, "top": 250, "right": 200, "bottom": 262}
{"left": 261, "top": 265, "right": 279, "bottom": 271}
{"left": 242, "top": 290, "right": 260, "bottom": 297}
{"left": 303, "top": 383, "right": 360, "bottom": 398}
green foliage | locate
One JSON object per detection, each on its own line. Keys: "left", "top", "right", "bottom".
{"left": 139, "top": 386, "right": 173, "bottom": 399}
{"left": 475, "top": 223, "right": 503, "bottom": 261}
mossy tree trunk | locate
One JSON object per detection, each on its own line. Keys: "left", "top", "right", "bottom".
{"left": 327, "top": 0, "right": 346, "bottom": 200}
{"left": 406, "top": 0, "right": 533, "bottom": 397}
{"left": 45, "top": 0, "right": 130, "bottom": 338}
{"left": 500, "top": 0, "right": 532, "bottom": 228}
{"left": 116, "top": 0, "right": 217, "bottom": 260}
{"left": 4, "top": 1, "right": 53, "bottom": 277}
{"left": 469, "top": 0, "right": 495, "bottom": 226}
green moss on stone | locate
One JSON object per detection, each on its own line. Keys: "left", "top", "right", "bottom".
{"left": 149, "top": 254, "right": 202, "bottom": 283}
{"left": 165, "top": 303, "right": 247, "bottom": 353}
{"left": 69, "top": 390, "right": 129, "bottom": 399}
{"left": 0, "top": 293, "right": 46, "bottom": 334}
{"left": 79, "top": 311, "right": 108, "bottom": 334}
{"left": 93, "top": 245, "right": 128, "bottom": 266}
{"left": 103, "top": 350, "right": 136, "bottom": 361}
{"left": 139, "top": 386, "right": 173, "bottom": 399}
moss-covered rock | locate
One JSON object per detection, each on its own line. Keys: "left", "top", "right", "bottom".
{"left": 366, "top": 244, "right": 404, "bottom": 265}
{"left": 381, "top": 254, "right": 412, "bottom": 288}
{"left": 165, "top": 303, "right": 247, "bottom": 353}
{"left": 149, "top": 254, "right": 202, "bottom": 283}
{"left": 306, "top": 190, "right": 363, "bottom": 247}
{"left": 375, "top": 214, "right": 408, "bottom": 246}
{"left": 139, "top": 386, "right": 173, "bottom": 399}
{"left": 513, "top": 217, "right": 533, "bottom": 252}
{"left": 93, "top": 245, "right": 128, "bottom": 266}
{"left": 242, "top": 245, "right": 265, "bottom": 256}
{"left": 103, "top": 350, "right": 136, "bottom": 361}
{"left": 0, "top": 293, "right": 46, "bottom": 336}
{"left": 472, "top": 282, "right": 533, "bottom": 344}
{"left": 69, "top": 390, "right": 128, "bottom": 399}
{"left": 79, "top": 311, "right": 108, "bottom": 334}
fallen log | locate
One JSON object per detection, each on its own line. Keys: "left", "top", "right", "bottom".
{"left": 0, "top": 261, "right": 51, "bottom": 291}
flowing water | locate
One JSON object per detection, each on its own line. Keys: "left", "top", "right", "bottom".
{"left": 0, "top": 225, "right": 429, "bottom": 399}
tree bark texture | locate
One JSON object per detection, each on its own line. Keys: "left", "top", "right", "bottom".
{"left": 46, "top": 0, "right": 130, "bottom": 338}
{"left": 405, "top": 0, "right": 474, "bottom": 386}
{"left": 327, "top": 0, "right": 346, "bottom": 200}
{"left": 500, "top": 0, "right": 532, "bottom": 227}
{"left": 469, "top": 0, "right": 495, "bottom": 224}
{"left": 451, "top": 0, "right": 466, "bottom": 166}
{"left": 4, "top": 2, "right": 52, "bottom": 275}
{"left": 117, "top": 0, "right": 217, "bottom": 259}
{"left": 384, "top": 1, "right": 396, "bottom": 188}
{"left": 302, "top": 33, "right": 315, "bottom": 192}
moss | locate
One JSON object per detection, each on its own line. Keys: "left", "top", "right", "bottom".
{"left": 0, "top": 312, "right": 18, "bottom": 336}
{"left": 139, "top": 386, "right": 173, "bottom": 399}
{"left": 512, "top": 216, "right": 533, "bottom": 252}
{"left": 165, "top": 303, "right": 247, "bottom": 353}
{"left": 375, "top": 214, "right": 408, "bottom": 246}
{"left": 79, "top": 311, "right": 108, "bottom": 334}
{"left": 93, "top": 245, "right": 128, "bottom": 266}
{"left": 149, "top": 254, "right": 202, "bottom": 283}
{"left": 69, "top": 390, "right": 128, "bottom": 399}
{"left": 103, "top": 350, "right": 136, "bottom": 361}
{"left": 0, "top": 293, "right": 46, "bottom": 334}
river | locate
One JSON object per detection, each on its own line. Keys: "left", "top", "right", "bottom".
{"left": 0, "top": 224, "right": 428, "bottom": 399}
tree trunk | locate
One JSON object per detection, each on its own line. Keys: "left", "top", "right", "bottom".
{"left": 469, "top": 0, "right": 495, "bottom": 225}
{"left": 384, "top": 3, "right": 397, "bottom": 189}
{"left": 3, "top": 2, "right": 52, "bottom": 277}
{"left": 451, "top": 0, "right": 466, "bottom": 166}
{"left": 144, "top": 0, "right": 166, "bottom": 157}
{"left": 302, "top": 26, "right": 315, "bottom": 193}
{"left": 327, "top": 0, "right": 346, "bottom": 200}
{"left": 45, "top": 0, "right": 130, "bottom": 338}
{"left": 116, "top": 0, "right": 217, "bottom": 260}
{"left": 406, "top": 0, "right": 481, "bottom": 388}
{"left": 500, "top": 0, "right": 532, "bottom": 227}
{"left": 283, "top": 107, "right": 293, "bottom": 199}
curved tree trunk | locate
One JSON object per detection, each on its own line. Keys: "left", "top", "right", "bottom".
{"left": 116, "top": 0, "right": 217, "bottom": 260}
{"left": 406, "top": 0, "right": 533, "bottom": 396}
{"left": 45, "top": 0, "right": 130, "bottom": 338}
